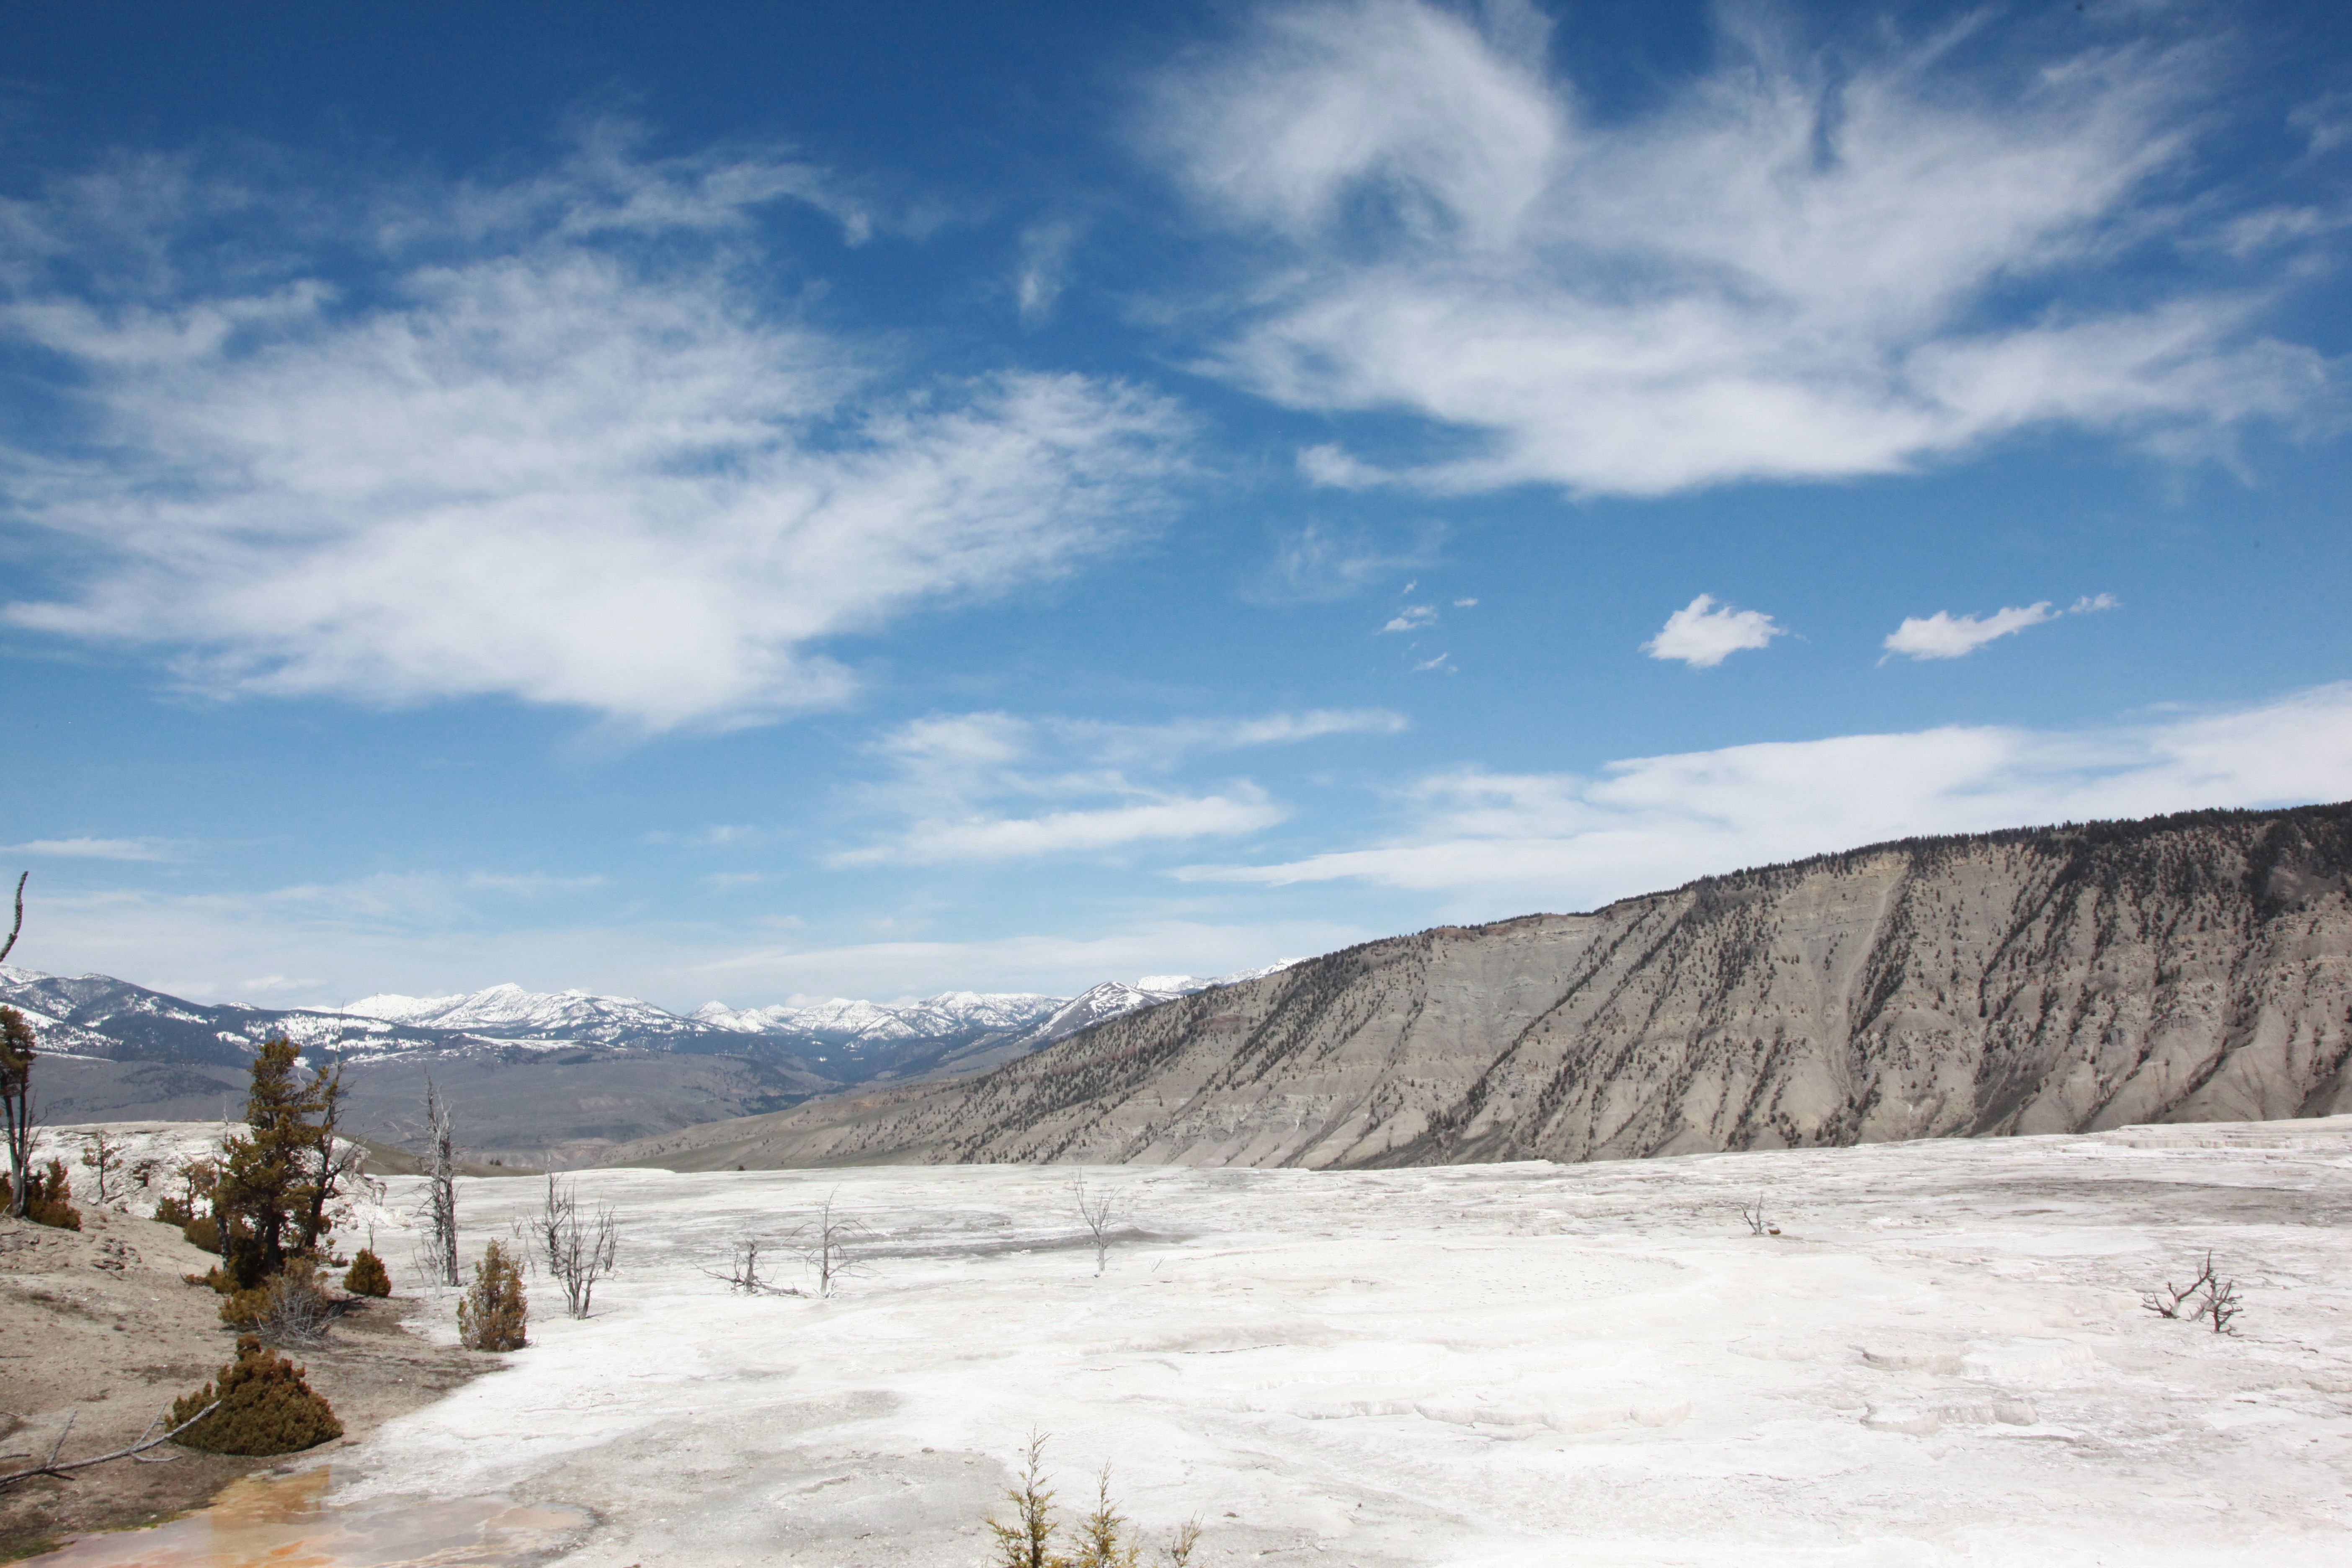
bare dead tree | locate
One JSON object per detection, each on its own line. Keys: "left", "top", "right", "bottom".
{"left": 0, "top": 872, "right": 23, "bottom": 967}
{"left": 701, "top": 1233, "right": 801, "bottom": 1295}
{"left": 80, "top": 1129, "right": 124, "bottom": 1206}
{"left": 520, "top": 1175, "right": 619, "bottom": 1318}
{"left": 1073, "top": 1176, "right": 1129, "bottom": 1276}
{"left": 419, "top": 1075, "right": 459, "bottom": 1287}
{"left": 1738, "top": 1192, "right": 1770, "bottom": 1236}
{"left": 793, "top": 1189, "right": 872, "bottom": 1298}
{"left": 0, "top": 1008, "right": 36, "bottom": 1221}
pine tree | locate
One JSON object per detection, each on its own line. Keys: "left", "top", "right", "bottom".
{"left": 170, "top": 1334, "right": 342, "bottom": 1454}
{"left": 457, "top": 1241, "right": 528, "bottom": 1351}
{"left": 344, "top": 1248, "right": 392, "bottom": 1297}
{"left": 215, "top": 1038, "right": 340, "bottom": 1289}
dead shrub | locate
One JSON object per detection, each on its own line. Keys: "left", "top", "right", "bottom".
{"left": 457, "top": 1240, "right": 528, "bottom": 1351}
{"left": 217, "top": 1259, "right": 333, "bottom": 1345}
{"left": 169, "top": 1333, "right": 343, "bottom": 1455}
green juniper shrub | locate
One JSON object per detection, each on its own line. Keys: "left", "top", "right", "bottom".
{"left": 170, "top": 1333, "right": 343, "bottom": 1455}
{"left": 344, "top": 1248, "right": 391, "bottom": 1297}
{"left": 0, "top": 1159, "right": 83, "bottom": 1231}
{"left": 152, "top": 1194, "right": 195, "bottom": 1228}
{"left": 182, "top": 1213, "right": 223, "bottom": 1254}
{"left": 457, "top": 1240, "right": 527, "bottom": 1351}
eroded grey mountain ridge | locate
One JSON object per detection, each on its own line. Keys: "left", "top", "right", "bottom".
{"left": 611, "top": 803, "right": 2352, "bottom": 1170}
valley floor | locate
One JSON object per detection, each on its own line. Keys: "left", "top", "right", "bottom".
{"left": 43, "top": 1119, "right": 2352, "bottom": 1566}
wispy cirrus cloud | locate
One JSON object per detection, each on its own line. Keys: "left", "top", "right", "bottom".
{"left": 1, "top": 132, "right": 1186, "bottom": 732}
{"left": 833, "top": 705, "right": 1404, "bottom": 865}
{"left": 1146, "top": 0, "right": 2326, "bottom": 498}
{"left": 2, "top": 837, "right": 173, "bottom": 861}
{"left": 1174, "top": 682, "right": 2352, "bottom": 913}
{"left": 1643, "top": 594, "right": 1787, "bottom": 668}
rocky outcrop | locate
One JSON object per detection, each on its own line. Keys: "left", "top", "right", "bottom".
{"left": 607, "top": 803, "right": 2352, "bottom": 1171}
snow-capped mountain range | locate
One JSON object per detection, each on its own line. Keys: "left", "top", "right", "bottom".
{"left": 2, "top": 959, "right": 1306, "bottom": 1082}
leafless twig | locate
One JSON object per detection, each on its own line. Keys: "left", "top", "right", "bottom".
{"left": 2142, "top": 1252, "right": 2218, "bottom": 1319}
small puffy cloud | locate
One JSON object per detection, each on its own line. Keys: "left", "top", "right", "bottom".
{"left": 3, "top": 837, "right": 171, "bottom": 861}
{"left": 2071, "top": 593, "right": 2121, "bottom": 614}
{"left": 1883, "top": 603, "right": 2056, "bottom": 660}
{"left": 1452, "top": 598, "right": 1478, "bottom": 608}
{"left": 1411, "top": 651, "right": 1454, "bottom": 673}
{"left": 1382, "top": 604, "right": 1438, "bottom": 633}
{"left": 1642, "top": 594, "right": 1786, "bottom": 668}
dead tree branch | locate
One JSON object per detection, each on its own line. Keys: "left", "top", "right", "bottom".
{"left": 0, "top": 872, "right": 23, "bottom": 967}
{"left": 2142, "top": 1253, "right": 2219, "bottom": 1319}
{"left": 0, "top": 1401, "right": 219, "bottom": 1489}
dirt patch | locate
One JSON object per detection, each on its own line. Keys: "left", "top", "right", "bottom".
{"left": 0, "top": 1207, "right": 490, "bottom": 1560}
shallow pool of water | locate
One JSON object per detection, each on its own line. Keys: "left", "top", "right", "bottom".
{"left": 30, "top": 1467, "right": 592, "bottom": 1567}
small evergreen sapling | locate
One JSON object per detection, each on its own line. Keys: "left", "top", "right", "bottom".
{"left": 458, "top": 1240, "right": 528, "bottom": 1351}
{"left": 0, "top": 1158, "right": 82, "bottom": 1231}
{"left": 170, "top": 1334, "right": 343, "bottom": 1455}
{"left": 345, "top": 1247, "right": 392, "bottom": 1297}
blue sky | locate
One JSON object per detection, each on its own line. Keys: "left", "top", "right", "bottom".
{"left": 3, "top": 0, "right": 2349, "bottom": 1011}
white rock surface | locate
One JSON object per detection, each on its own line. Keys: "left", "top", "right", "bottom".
{"left": 246, "top": 1115, "right": 2352, "bottom": 1566}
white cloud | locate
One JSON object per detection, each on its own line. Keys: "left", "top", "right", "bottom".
{"left": 1245, "top": 518, "right": 1443, "bottom": 603}
{"left": 1882, "top": 602, "right": 2056, "bottom": 660}
{"left": 1016, "top": 219, "right": 1080, "bottom": 326}
{"left": 836, "top": 705, "right": 1401, "bottom": 864}
{"left": 1148, "top": 1, "right": 2323, "bottom": 498}
{"left": 3, "top": 837, "right": 170, "bottom": 861}
{"left": 1174, "top": 682, "right": 2352, "bottom": 912}
{"left": 1382, "top": 604, "right": 1437, "bottom": 632}
{"left": 1642, "top": 593, "right": 1786, "bottom": 668}
{"left": 2071, "top": 593, "right": 2121, "bottom": 614}
{"left": 837, "top": 789, "right": 1287, "bottom": 865}
{"left": 1, "top": 139, "right": 1186, "bottom": 732}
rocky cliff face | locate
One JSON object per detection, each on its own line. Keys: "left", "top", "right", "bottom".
{"left": 609, "top": 803, "right": 2352, "bottom": 1171}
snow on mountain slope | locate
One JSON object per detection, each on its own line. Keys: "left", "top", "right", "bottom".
{"left": 345, "top": 981, "right": 707, "bottom": 1041}
{"left": 691, "top": 992, "right": 1062, "bottom": 1044}
{"left": 1009, "top": 960, "right": 1306, "bottom": 1050}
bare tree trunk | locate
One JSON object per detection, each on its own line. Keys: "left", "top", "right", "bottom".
{"left": 0, "top": 872, "right": 23, "bottom": 967}
{"left": 422, "top": 1075, "right": 459, "bottom": 1287}
{"left": 0, "top": 1003, "right": 34, "bottom": 1221}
